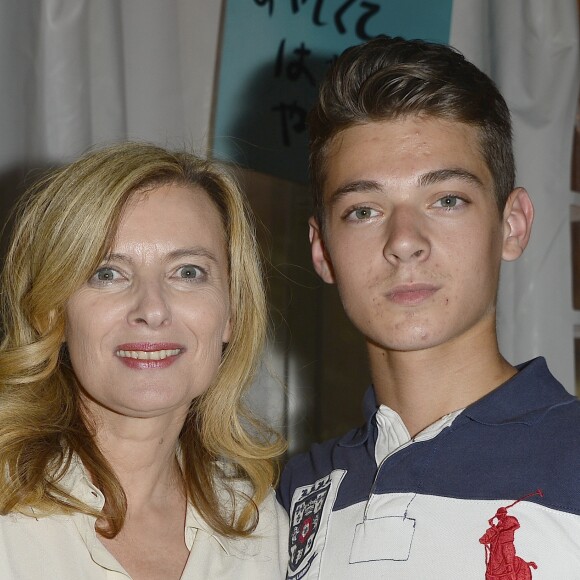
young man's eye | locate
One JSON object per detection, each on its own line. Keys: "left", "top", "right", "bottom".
{"left": 177, "top": 265, "right": 205, "bottom": 280}
{"left": 346, "top": 207, "right": 379, "bottom": 220}
{"left": 435, "top": 195, "right": 466, "bottom": 209}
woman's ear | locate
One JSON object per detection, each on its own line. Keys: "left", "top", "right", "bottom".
{"left": 502, "top": 188, "right": 534, "bottom": 262}
{"left": 309, "top": 216, "right": 335, "bottom": 284}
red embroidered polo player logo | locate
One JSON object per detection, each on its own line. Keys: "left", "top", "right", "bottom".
{"left": 479, "top": 490, "right": 542, "bottom": 580}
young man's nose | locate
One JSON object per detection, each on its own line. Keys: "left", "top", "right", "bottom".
{"left": 383, "top": 206, "right": 430, "bottom": 265}
{"left": 127, "top": 280, "right": 171, "bottom": 328}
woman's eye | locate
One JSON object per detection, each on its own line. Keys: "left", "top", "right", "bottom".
{"left": 347, "top": 207, "right": 379, "bottom": 220}
{"left": 177, "top": 265, "right": 204, "bottom": 280}
{"left": 90, "top": 267, "right": 121, "bottom": 284}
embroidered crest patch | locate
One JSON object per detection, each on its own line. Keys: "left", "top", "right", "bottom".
{"left": 479, "top": 490, "right": 542, "bottom": 580}
{"left": 289, "top": 478, "right": 331, "bottom": 573}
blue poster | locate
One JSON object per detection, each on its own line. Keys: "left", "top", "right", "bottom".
{"left": 213, "top": 0, "right": 453, "bottom": 183}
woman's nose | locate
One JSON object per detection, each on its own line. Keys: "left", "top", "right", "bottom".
{"left": 127, "top": 280, "right": 171, "bottom": 328}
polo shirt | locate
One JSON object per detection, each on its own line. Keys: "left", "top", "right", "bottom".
{"left": 278, "top": 358, "right": 580, "bottom": 579}
{"left": 0, "top": 455, "right": 288, "bottom": 579}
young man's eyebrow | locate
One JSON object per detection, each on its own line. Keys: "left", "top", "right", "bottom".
{"left": 327, "top": 169, "right": 484, "bottom": 206}
{"left": 328, "top": 179, "right": 383, "bottom": 206}
{"left": 417, "top": 168, "right": 484, "bottom": 188}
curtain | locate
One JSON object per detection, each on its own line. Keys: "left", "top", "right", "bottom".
{"left": 0, "top": 0, "right": 221, "bottom": 175}
{"left": 451, "top": 0, "right": 580, "bottom": 392}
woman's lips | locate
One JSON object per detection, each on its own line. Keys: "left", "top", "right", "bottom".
{"left": 386, "top": 284, "right": 439, "bottom": 306}
{"left": 114, "top": 343, "right": 184, "bottom": 369}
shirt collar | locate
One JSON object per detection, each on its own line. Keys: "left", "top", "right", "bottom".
{"left": 55, "top": 457, "right": 125, "bottom": 574}
{"left": 56, "top": 454, "right": 105, "bottom": 510}
{"left": 185, "top": 498, "right": 262, "bottom": 560}
{"left": 337, "top": 385, "right": 378, "bottom": 447}
{"left": 338, "top": 357, "right": 572, "bottom": 448}
{"left": 462, "top": 357, "right": 574, "bottom": 426}
{"left": 59, "top": 455, "right": 261, "bottom": 561}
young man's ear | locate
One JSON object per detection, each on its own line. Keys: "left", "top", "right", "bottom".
{"left": 502, "top": 187, "right": 534, "bottom": 261}
{"left": 309, "top": 216, "right": 336, "bottom": 284}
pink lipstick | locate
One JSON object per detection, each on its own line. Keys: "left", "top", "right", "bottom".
{"left": 114, "top": 342, "right": 184, "bottom": 369}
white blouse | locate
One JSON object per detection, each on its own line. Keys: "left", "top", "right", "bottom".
{"left": 0, "top": 457, "right": 288, "bottom": 579}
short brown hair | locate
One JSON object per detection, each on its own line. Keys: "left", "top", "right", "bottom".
{"left": 309, "top": 36, "right": 514, "bottom": 225}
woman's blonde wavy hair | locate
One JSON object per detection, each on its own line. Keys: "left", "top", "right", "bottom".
{"left": 0, "top": 141, "right": 285, "bottom": 538}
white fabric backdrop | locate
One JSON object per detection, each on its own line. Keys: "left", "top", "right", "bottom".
{"left": 451, "top": 0, "right": 580, "bottom": 391}
{"left": 0, "top": 0, "right": 221, "bottom": 172}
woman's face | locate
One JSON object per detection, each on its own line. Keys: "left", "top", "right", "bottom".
{"left": 65, "top": 183, "right": 231, "bottom": 424}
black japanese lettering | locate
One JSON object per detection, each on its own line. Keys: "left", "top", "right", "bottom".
{"left": 334, "top": 0, "right": 357, "bottom": 34}
{"left": 274, "top": 39, "right": 315, "bottom": 85}
{"left": 356, "top": 2, "right": 380, "bottom": 40}
{"left": 254, "top": 0, "right": 273, "bottom": 17}
{"left": 272, "top": 101, "right": 307, "bottom": 146}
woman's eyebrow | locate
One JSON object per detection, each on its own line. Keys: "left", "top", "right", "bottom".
{"left": 103, "top": 247, "right": 219, "bottom": 265}
{"left": 102, "top": 252, "right": 132, "bottom": 264}
{"left": 165, "top": 247, "right": 219, "bottom": 263}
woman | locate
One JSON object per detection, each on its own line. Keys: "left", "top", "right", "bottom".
{"left": 0, "top": 142, "right": 288, "bottom": 579}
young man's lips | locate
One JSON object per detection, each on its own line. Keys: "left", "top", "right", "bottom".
{"left": 386, "top": 284, "right": 439, "bottom": 305}
{"left": 114, "top": 343, "right": 185, "bottom": 369}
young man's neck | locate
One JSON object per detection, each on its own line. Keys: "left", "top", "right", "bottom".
{"left": 368, "top": 332, "right": 517, "bottom": 438}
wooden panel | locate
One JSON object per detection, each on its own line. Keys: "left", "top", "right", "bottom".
{"left": 575, "top": 337, "right": 580, "bottom": 395}
{"left": 571, "top": 217, "right": 580, "bottom": 309}
{"left": 573, "top": 0, "right": 580, "bottom": 191}
{"left": 573, "top": 98, "right": 580, "bottom": 192}
{"left": 236, "top": 166, "right": 370, "bottom": 453}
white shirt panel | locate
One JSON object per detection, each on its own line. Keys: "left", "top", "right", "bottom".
{"left": 317, "top": 493, "right": 580, "bottom": 579}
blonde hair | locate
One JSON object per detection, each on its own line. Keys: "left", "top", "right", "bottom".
{"left": 0, "top": 142, "right": 285, "bottom": 538}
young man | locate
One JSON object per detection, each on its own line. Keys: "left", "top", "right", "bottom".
{"left": 277, "top": 36, "right": 580, "bottom": 579}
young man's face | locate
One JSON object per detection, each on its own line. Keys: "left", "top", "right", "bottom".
{"left": 310, "top": 115, "right": 529, "bottom": 354}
